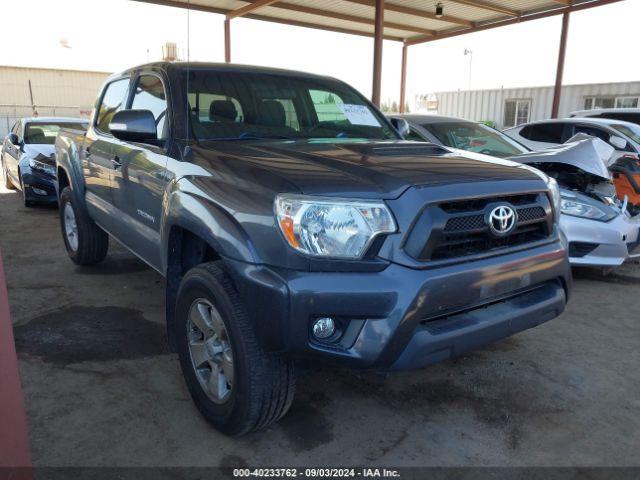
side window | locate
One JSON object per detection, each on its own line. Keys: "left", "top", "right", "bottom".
{"left": 96, "top": 79, "right": 130, "bottom": 134}
{"left": 11, "top": 121, "right": 21, "bottom": 139}
{"left": 131, "top": 75, "right": 169, "bottom": 139}
{"left": 309, "top": 89, "right": 345, "bottom": 122}
{"left": 188, "top": 93, "right": 244, "bottom": 123}
{"left": 521, "top": 123, "right": 565, "bottom": 143}
{"left": 607, "top": 113, "right": 640, "bottom": 125}
{"left": 573, "top": 125, "right": 610, "bottom": 143}
{"left": 406, "top": 128, "right": 426, "bottom": 142}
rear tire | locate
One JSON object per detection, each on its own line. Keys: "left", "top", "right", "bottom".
{"left": 176, "top": 261, "right": 296, "bottom": 436}
{"left": 59, "top": 187, "right": 108, "bottom": 265}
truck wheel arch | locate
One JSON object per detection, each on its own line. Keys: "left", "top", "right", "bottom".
{"left": 162, "top": 192, "right": 257, "bottom": 351}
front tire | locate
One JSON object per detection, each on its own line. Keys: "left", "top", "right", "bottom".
{"left": 176, "top": 261, "right": 296, "bottom": 436}
{"left": 19, "top": 177, "right": 35, "bottom": 207}
{"left": 59, "top": 187, "right": 109, "bottom": 265}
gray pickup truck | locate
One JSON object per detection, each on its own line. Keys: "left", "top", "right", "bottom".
{"left": 55, "top": 62, "right": 571, "bottom": 436}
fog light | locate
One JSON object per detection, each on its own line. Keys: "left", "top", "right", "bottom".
{"left": 32, "top": 187, "right": 47, "bottom": 196}
{"left": 312, "top": 317, "right": 335, "bottom": 339}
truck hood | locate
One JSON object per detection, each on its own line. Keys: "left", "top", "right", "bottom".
{"left": 193, "top": 140, "right": 543, "bottom": 198}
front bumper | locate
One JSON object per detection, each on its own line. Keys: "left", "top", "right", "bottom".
{"left": 225, "top": 239, "right": 571, "bottom": 371}
{"left": 21, "top": 170, "right": 57, "bottom": 204}
{"left": 561, "top": 212, "right": 640, "bottom": 267}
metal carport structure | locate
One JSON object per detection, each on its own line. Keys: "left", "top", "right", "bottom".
{"left": 132, "top": 0, "right": 623, "bottom": 115}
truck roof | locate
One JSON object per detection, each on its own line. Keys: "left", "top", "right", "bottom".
{"left": 21, "top": 117, "right": 89, "bottom": 124}
{"left": 117, "top": 61, "right": 336, "bottom": 82}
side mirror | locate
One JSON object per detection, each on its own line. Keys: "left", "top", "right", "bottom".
{"left": 7, "top": 133, "right": 19, "bottom": 145}
{"left": 109, "top": 109, "right": 157, "bottom": 143}
{"left": 609, "top": 135, "right": 627, "bottom": 150}
{"left": 389, "top": 117, "right": 410, "bottom": 139}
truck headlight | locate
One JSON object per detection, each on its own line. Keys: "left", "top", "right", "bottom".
{"left": 560, "top": 191, "right": 616, "bottom": 222}
{"left": 546, "top": 177, "right": 561, "bottom": 223}
{"left": 28, "top": 159, "right": 55, "bottom": 176}
{"left": 275, "top": 194, "right": 397, "bottom": 258}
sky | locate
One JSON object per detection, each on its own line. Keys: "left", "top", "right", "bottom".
{"left": 1, "top": 0, "right": 639, "bottom": 108}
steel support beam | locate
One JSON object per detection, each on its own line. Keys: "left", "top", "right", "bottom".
{"left": 227, "top": 0, "right": 279, "bottom": 19}
{"left": 224, "top": 18, "right": 231, "bottom": 63}
{"left": 446, "top": 0, "right": 519, "bottom": 16}
{"left": 405, "top": 0, "right": 622, "bottom": 46}
{"left": 399, "top": 44, "right": 408, "bottom": 113}
{"left": 341, "top": 0, "right": 474, "bottom": 27}
{"left": 371, "top": 0, "right": 384, "bottom": 107}
{"left": 551, "top": 11, "right": 570, "bottom": 118}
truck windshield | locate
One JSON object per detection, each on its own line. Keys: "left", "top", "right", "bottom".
{"left": 24, "top": 122, "right": 88, "bottom": 145}
{"left": 186, "top": 70, "right": 397, "bottom": 141}
{"left": 424, "top": 121, "right": 528, "bottom": 158}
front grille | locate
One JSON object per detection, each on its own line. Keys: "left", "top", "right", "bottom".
{"left": 444, "top": 214, "right": 485, "bottom": 232}
{"left": 518, "top": 206, "right": 545, "bottom": 222}
{"left": 432, "top": 222, "right": 548, "bottom": 260}
{"left": 404, "top": 192, "right": 553, "bottom": 262}
{"left": 439, "top": 193, "right": 539, "bottom": 213}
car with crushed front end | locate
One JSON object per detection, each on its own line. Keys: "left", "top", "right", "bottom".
{"left": 55, "top": 62, "right": 571, "bottom": 436}
{"left": 396, "top": 114, "right": 640, "bottom": 267}
{"left": 1, "top": 117, "right": 88, "bottom": 206}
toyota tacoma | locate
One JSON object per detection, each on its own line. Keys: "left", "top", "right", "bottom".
{"left": 55, "top": 62, "right": 571, "bottom": 436}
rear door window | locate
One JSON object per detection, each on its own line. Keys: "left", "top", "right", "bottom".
{"left": 520, "top": 123, "right": 566, "bottom": 143}
{"left": 573, "top": 124, "right": 611, "bottom": 143}
{"left": 96, "top": 78, "right": 130, "bottom": 134}
{"left": 604, "top": 112, "right": 640, "bottom": 125}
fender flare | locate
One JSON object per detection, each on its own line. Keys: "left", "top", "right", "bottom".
{"left": 160, "top": 187, "right": 260, "bottom": 273}
{"left": 55, "top": 138, "right": 87, "bottom": 209}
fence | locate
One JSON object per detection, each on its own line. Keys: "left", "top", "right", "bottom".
{"left": 0, "top": 104, "right": 93, "bottom": 137}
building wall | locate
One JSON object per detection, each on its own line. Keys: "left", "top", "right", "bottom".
{"left": 422, "top": 81, "right": 640, "bottom": 128}
{"left": 0, "top": 65, "right": 110, "bottom": 136}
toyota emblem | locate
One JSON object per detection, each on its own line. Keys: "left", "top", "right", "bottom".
{"left": 488, "top": 205, "right": 517, "bottom": 237}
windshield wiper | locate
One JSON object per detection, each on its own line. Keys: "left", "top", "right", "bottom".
{"left": 236, "top": 132, "right": 297, "bottom": 140}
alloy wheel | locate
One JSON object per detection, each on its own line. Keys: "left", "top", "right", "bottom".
{"left": 63, "top": 203, "right": 79, "bottom": 251}
{"left": 187, "top": 298, "right": 234, "bottom": 404}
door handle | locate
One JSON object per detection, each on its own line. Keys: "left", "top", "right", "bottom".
{"left": 111, "top": 156, "right": 122, "bottom": 170}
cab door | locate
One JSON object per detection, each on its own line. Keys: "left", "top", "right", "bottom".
{"left": 110, "top": 72, "right": 170, "bottom": 270}
{"left": 84, "top": 77, "right": 131, "bottom": 230}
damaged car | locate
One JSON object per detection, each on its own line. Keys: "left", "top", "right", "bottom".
{"left": 1, "top": 117, "right": 88, "bottom": 206}
{"left": 396, "top": 114, "right": 640, "bottom": 267}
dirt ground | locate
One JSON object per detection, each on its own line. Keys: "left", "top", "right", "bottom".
{"left": 1, "top": 185, "right": 639, "bottom": 468}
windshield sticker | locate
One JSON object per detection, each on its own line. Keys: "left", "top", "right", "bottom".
{"left": 338, "top": 104, "right": 381, "bottom": 127}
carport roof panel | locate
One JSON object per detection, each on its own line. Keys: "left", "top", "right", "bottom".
{"left": 133, "top": 0, "right": 621, "bottom": 42}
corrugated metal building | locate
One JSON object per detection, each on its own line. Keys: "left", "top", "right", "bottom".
{"left": 418, "top": 81, "right": 640, "bottom": 129}
{"left": 0, "top": 65, "right": 110, "bottom": 136}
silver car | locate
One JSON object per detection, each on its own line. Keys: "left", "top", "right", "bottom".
{"left": 503, "top": 117, "right": 640, "bottom": 162}
{"left": 397, "top": 114, "right": 640, "bottom": 267}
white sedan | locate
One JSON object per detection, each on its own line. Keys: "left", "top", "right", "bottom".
{"left": 503, "top": 117, "right": 640, "bottom": 161}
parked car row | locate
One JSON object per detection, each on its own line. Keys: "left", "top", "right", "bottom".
{"left": 394, "top": 112, "right": 640, "bottom": 269}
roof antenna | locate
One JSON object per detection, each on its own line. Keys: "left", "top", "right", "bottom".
{"left": 184, "top": 0, "right": 194, "bottom": 156}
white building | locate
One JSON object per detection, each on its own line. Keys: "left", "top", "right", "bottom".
{"left": 0, "top": 65, "right": 110, "bottom": 136}
{"left": 417, "top": 81, "right": 640, "bottom": 129}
